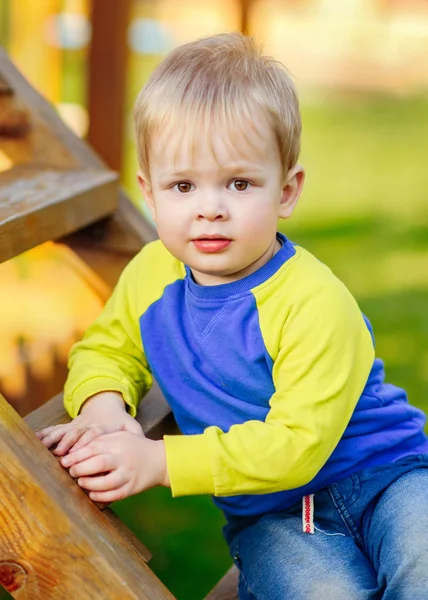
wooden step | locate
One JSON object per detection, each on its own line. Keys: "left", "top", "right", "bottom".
{"left": 0, "top": 393, "right": 176, "bottom": 599}
{"left": 0, "top": 165, "right": 117, "bottom": 263}
{"left": 24, "top": 391, "right": 238, "bottom": 599}
{"left": 0, "top": 47, "right": 119, "bottom": 263}
{"left": 204, "top": 566, "right": 239, "bottom": 600}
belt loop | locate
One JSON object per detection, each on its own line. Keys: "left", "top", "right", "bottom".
{"left": 302, "top": 494, "right": 315, "bottom": 534}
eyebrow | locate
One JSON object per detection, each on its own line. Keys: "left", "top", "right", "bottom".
{"left": 158, "top": 163, "right": 264, "bottom": 180}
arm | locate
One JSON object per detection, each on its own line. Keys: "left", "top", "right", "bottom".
{"left": 64, "top": 252, "right": 152, "bottom": 419}
{"left": 36, "top": 391, "right": 143, "bottom": 455}
{"left": 60, "top": 275, "right": 374, "bottom": 501}
{"left": 164, "top": 278, "right": 375, "bottom": 497}
{"left": 37, "top": 252, "right": 152, "bottom": 453}
{"left": 60, "top": 430, "right": 169, "bottom": 502}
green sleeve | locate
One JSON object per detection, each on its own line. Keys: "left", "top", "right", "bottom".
{"left": 64, "top": 252, "right": 152, "bottom": 418}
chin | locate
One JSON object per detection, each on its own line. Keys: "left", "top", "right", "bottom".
{"left": 193, "top": 261, "right": 239, "bottom": 276}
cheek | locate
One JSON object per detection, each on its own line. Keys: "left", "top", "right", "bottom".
{"left": 239, "top": 210, "right": 278, "bottom": 238}
{"left": 155, "top": 207, "right": 187, "bottom": 239}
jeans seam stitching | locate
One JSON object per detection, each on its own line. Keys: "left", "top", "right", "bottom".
{"left": 349, "top": 473, "right": 361, "bottom": 507}
{"left": 233, "top": 534, "right": 257, "bottom": 599}
{"left": 328, "top": 485, "right": 364, "bottom": 547}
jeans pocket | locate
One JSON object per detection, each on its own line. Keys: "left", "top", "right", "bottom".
{"left": 416, "top": 453, "right": 428, "bottom": 466}
{"left": 331, "top": 472, "right": 361, "bottom": 507}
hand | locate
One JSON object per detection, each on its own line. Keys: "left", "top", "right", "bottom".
{"left": 36, "top": 391, "right": 143, "bottom": 456}
{"left": 60, "top": 431, "right": 169, "bottom": 503}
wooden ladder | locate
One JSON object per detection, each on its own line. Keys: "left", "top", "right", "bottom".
{"left": 0, "top": 49, "right": 238, "bottom": 599}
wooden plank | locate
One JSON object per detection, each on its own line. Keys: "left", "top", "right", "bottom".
{"left": 240, "top": 0, "right": 254, "bottom": 34}
{"left": 61, "top": 192, "right": 157, "bottom": 288}
{"left": 23, "top": 385, "right": 176, "bottom": 570}
{"left": 204, "top": 566, "right": 239, "bottom": 600}
{"left": 53, "top": 242, "right": 112, "bottom": 304}
{"left": 0, "top": 167, "right": 118, "bottom": 263}
{"left": 23, "top": 393, "right": 69, "bottom": 430}
{"left": 0, "top": 73, "right": 12, "bottom": 95}
{"left": 62, "top": 245, "right": 133, "bottom": 290}
{"left": 64, "top": 191, "right": 157, "bottom": 256}
{"left": 110, "top": 191, "right": 158, "bottom": 251}
{"left": 87, "top": 0, "right": 132, "bottom": 171}
{"left": 24, "top": 381, "right": 176, "bottom": 441}
{"left": 0, "top": 47, "right": 122, "bottom": 262}
{"left": 0, "top": 394, "right": 176, "bottom": 599}
{"left": 0, "top": 48, "right": 106, "bottom": 171}
{"left": 102, "top": 507, "right": 152, "bottom": 563}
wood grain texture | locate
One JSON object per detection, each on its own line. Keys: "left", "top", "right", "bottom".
{"left": 0, "top": 167, "right": 118, "bottom": 263}
{"left": 62, "top": 192, "right": 157, "bottom": 291}
{"left": 204, "top": 566, "right": 239, "bottom": 600}
{"left": 0, "top": 73, "right": 12, "bottom": 95}
{"left": 103, "top": 507, "right": 152, "bottom": 563}
{"left": 87, "top": 0, "right": 132, "bottom": 172}
{"left": 0, "top": 394, "right": 175, "bottom": 599}
{"left": 0, "top": 94, "right": 30, "bottom": 137}
{"left": 0, "top": 48, "right": 106, "bottom": 171}
{"left": 0, "top": 49, "right": 120, "bottom": 263}
{"left": 22, "top": 384, "right": 177, "bottom": 569}
{"left": 64, "top": 191, "right": 158, "bottom": 257}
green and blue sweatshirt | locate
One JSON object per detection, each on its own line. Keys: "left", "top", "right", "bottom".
{"left": 64, "top": 233, "right": 428, "bottom": 518}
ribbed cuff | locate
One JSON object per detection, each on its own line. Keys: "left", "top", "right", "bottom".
{"left": 65, "top": 377, "right": 139, "bottom": 418}
{"left": 164, "top": 433, "right": 215, "bottom": 496}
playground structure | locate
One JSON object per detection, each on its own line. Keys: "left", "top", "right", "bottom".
{"left": 0, "top": 47, "right": 238, "bottom": 599}
{"left": 3, "top": 1, "right": 427, "bottom": 596}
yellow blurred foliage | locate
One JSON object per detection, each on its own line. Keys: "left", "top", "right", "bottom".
{"left": 0, "top": 242, "right": 105, "bottom": 397}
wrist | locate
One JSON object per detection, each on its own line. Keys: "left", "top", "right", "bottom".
{"left": 156, "top": 440, "right": 170, "bottom": 488}
{"left": 80, "top": 391, "right": 127, "bottom": 415}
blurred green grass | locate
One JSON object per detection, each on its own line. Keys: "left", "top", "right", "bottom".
{"left": 113, "top": 92, "right": 428, "bottom": 600}
{"left": 288, "top": 93, "right": 428, "bottom": 418}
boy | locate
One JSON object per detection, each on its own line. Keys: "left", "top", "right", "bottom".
{"left": 37, "top": 33, "right": 428, "bottom": 599}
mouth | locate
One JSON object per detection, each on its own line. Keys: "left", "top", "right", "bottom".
{"left": 191, "top": 235, "right": 232, "bottom": 253}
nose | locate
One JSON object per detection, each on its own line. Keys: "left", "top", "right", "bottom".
{"left": 196, "top": 191, "right": 227, "bottom": 221}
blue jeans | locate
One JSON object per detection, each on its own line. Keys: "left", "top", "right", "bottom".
{"left": 227, "top": 455, "right": 428, "bottom": 599}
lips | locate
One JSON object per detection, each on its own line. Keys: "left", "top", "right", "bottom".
{"left": 192, "top": 235, "right": 232, "bottom": 253}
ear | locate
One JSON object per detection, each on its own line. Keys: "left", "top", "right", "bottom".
{"left": 278, "top": 165, "right": 305, "bottom": 220}
{"left": 137, "top": 171, "right": 156, "bottom": 220}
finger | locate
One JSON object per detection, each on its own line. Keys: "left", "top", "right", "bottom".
{"left": 53, "top": 427, "right": 91, "bottom": 456}
{"left": 37, "top": 424, "right": 69, "bottom": 439}
{"left": 89, "top": 486, "right": 130, "bottom": 504}
{"left": 68, "top": 455, "right": 113, "bottom": 479}
{"left": 37, "top": 425, "right": 72, "bottom": 448}
{"left": 123, "top": 420, "right": 144, "bottom": 436}
{"left": 35, "top": 425, "right": 57, "bottom": 439}
{"left": 77, "top": 471, "right": 126, "bottom": 492}
{"left": 61, "top": 444, "right": 96, "bottom": 468}
{"left": 68, "top": 428, "right": 103, "bottom": 453}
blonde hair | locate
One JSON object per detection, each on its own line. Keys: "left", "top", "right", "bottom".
{"left": 134, "top": 33, "right": 301, "bottom": 181}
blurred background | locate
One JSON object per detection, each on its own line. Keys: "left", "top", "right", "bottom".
{"left": 0, "top": 0, "right": 427, "bottom": 598}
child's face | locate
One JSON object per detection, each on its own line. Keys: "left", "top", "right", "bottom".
{"left": 139, "top": 116, "right": 304, "bottom": 285}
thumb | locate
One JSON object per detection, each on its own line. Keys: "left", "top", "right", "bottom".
{"left": 123, "top": 419, "right": 145, "bottom": 436}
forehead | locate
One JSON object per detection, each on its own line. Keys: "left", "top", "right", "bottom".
{"left": 149, "top": 110, "right": 279, "bottom": 175}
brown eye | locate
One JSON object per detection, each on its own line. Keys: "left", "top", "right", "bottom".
{"left": 176, "top": 182, "right": 192, "bottom": 193}
{"left": 232, "top": 180, "right": 249, "bottom": 192}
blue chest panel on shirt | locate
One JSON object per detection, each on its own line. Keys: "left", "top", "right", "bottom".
{"left": 138, "top": 238, "right": 428, "bottom": 519}
{"left": 139, "top": 278, "right": 275, "bottom": 435}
